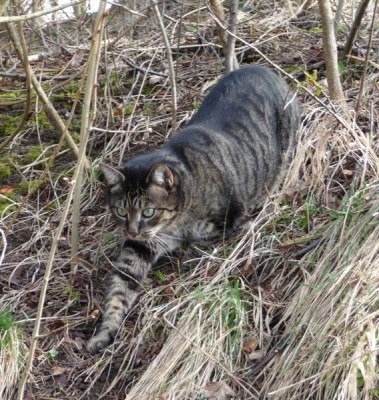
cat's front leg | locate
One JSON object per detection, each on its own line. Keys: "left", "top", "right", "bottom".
{"left": 87, "top": 243, "right": 153, "bottom": 353}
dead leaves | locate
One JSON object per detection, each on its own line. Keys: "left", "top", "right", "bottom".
{"left": 203, "top": 381, "right": 236, "bottom": 399}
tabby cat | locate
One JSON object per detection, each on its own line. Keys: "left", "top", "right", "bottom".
{"left": 87, "top": 65, "right": 300, "bottom": 353}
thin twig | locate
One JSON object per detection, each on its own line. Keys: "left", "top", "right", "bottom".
{"left": 151, "top": 0, "right": 177, "bottom": 136}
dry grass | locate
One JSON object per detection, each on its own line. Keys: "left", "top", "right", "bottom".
{"left": 0, "top": 1, "right": 378, "bottom": 399}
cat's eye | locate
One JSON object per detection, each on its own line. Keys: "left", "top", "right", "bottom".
{"left": 116, "top": 207, "right": 127, "bottom": 217}
{"left": 142, "top": 208, "right": 155, "bottom": 218}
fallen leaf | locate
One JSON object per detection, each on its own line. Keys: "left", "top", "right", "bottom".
{"left": 203, "top": 381, "right": 236, "bottom": 399}
{"left": 52, "top": 366, "right": 66, "bottom": 376}
{"left": 163, "top": 286, "right": 175, "bottom": 295}
{"left": 0, "top": 186, "right": 16, "bottom": 194}
{"left": 242, "top": 337, "right": 258, "bottom": 353}
{"left": 114, "top": 106, "right": 122, "bottom": 118}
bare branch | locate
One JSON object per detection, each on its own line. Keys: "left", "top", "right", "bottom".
{"left": 343, "top": 0, "right": 371, "bottom": 57}
{"left": 355, "top": 0, "right": 378, "bottom": 113}
{"left": 225, "top": 0, "right": 239, "bottom": 73}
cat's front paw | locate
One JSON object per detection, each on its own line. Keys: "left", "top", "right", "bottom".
{"left": 87, "top": 330, "right": 113, "bottom": 353}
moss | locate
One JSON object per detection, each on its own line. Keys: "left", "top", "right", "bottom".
{"left": 142, "top": 82, "right": 158, "bottom": 95}
{"left": 0, "top": 114, "right": 22, "bottom": 137}
{"left": 0, "top": 162, "right": 14, "bottom": 180}
{"left": 124, "top": 103, "right": 136, "bottom": 116}
{"left": 17, "top": 179, "right": 46, "bottom": 195}
{"left": 71, "top": 132, "right": 80, "bottom": 143}
{"left": 20, "top": 145, "right": 44, "bottom": 165}
{"left": 35, "top": 112, "right": 51, "bottom": 129}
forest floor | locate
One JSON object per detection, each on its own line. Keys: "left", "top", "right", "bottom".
{"left": 0, "top": 1, "right": 378, "bottom": 399}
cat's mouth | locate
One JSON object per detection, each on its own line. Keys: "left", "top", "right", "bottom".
{"left": 123, "top": 230, "right": 155, "bottom": 241}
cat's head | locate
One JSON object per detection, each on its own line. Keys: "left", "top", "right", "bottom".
{"left": 99, "top": 162, "right": 181, "bottom": 241}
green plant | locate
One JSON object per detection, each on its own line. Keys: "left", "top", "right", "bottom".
{"left": 0, "top": 192, "right": 18, "bottom": 216}
{"left": 17, "top": 179, "right": 46, "bottom": 195}
{"left": 297, "top": 69, "right": 323, "bottom": 96}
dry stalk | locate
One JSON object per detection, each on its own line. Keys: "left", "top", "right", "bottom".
{"left": 70, "top": 1, "right": 108, "bottom": 273}
{"left": 151, "top": 0, "right": 177, "bottom": 136}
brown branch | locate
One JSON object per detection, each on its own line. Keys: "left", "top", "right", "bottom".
{"left": 343, "top": 0, "right": 372, "bottom": 57}
{"left": 355, "top": 0, "right": 378, "bottom": 113}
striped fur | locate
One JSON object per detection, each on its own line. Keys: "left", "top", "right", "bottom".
{"left": 87, "top": 66, "right": 300, "bottom": 353}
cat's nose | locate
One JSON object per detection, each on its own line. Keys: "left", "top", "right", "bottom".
{"left": 128, "top": 231, "right": 138, "bottom": 238}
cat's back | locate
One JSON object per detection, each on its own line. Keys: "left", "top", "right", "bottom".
{"left": 163, "top": 65, "right": 300, "bottom": 217}
{"left": 168, "top": 66, "right": 299, "bottom": 151}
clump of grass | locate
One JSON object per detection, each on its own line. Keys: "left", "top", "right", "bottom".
{"left": 0, "top": 309, "right": 25, "bottom": 400}
{"left": 260, "top": 185, "right": 379, "bottom": 399}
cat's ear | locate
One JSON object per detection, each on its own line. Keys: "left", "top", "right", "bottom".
{"left": 99, "top": 163, "right": 125, "bottom": 186}
{"left": 148, "top": 164, "right": 175, "bottom": 189}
